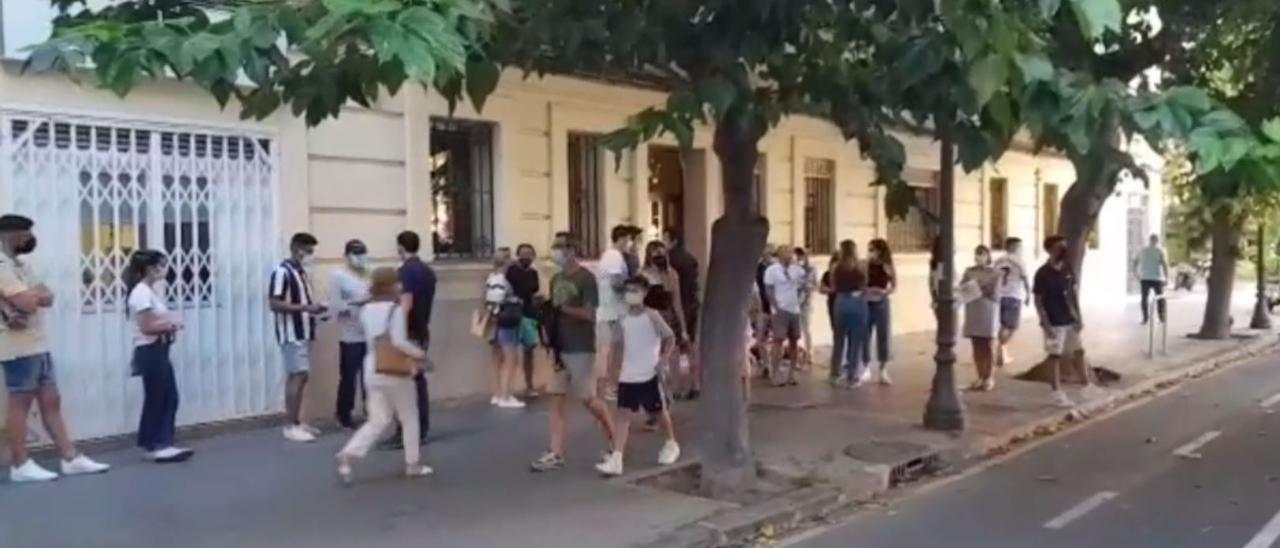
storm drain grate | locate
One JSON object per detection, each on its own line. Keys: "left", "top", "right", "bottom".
{"left": 889, "top": 453, "right": 940, "bottom": 486}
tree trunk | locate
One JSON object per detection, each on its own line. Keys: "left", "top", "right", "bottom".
{"left": 1198, "top": 207, "right": 1239, "bottom": 339}
{"left": 923, "top": 134, "right": 964, "bottom": 431}
{"left": 697, "top": 118, "right": 767, "bottom": 499}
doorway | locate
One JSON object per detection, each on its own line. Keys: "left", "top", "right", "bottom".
{"left": 647, "top": 145, "right": 709, "bottom": 262}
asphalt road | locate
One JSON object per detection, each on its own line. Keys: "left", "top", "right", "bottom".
{"left": 793, "top": 350, "right": 1280, "bottom": 548}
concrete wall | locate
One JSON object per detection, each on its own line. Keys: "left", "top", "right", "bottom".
{"left": 0, "top": 63, "right": 1156, "bottom": 433}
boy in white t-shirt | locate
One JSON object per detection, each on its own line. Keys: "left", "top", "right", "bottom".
{"left": 993, "top": 237, "right": 1031, "bottom": 367}
{"left": 596, "top": 276, "right": 680, "bottom": 477}
{"left": 595, "top": 225, "right": 635, "bottom": 401}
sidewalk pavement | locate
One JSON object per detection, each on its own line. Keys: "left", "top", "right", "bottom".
{"left": 2, "top": 290, "right": 1274, "bottom": 548}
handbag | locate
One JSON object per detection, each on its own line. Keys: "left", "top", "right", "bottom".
{"left": 374, "top": 305, "right": 417, "bottom": 378}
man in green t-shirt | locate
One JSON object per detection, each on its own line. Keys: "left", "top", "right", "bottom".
{"left": 530, "top": 233, "right": 618, "bottom": 473}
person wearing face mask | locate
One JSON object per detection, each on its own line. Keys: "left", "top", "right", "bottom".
{"left": 960, "top": 245, "right": 1001, "bottom": 392}
{"left": 125, "top": 249, "right": 194, "bottom": 463}
{"left": 506, "top": 243, "right": 542, "bottom": 398}
{"left": 483, "top": 247, "right": 525, "bottom": 409}
{"left": 1034, "top": 235, "right": 1095, "bottom": 408}
{"left": 0, "top": 214, "right": 110, "bottom": 482}
{"left": 595, "top": 276, "right": 681, "bottom": 476}
{"left": 330, "top": 240, "right": 372, "bottom": 429}
{"left": 269, "top": 232, "right": 327, "bottom": 443}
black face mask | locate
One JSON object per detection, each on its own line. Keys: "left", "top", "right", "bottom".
{"left": 652, "top": 256, "right": 669, "bottom": 269}
{"left": 518, "top": 258, "right": 533, "bottom": 269}
{"left": 14, "top": 236, "right": 36, "bottom": 255}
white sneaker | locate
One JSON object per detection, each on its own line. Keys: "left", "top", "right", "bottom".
{"left": 61, "top": 455, "right": 110, "bottom": 476}
{"left": 595, "top": 450, "right": 623, "bottom": 477}
{"left": 9, "top": 460, "right": 58, "bottom": 483}
{"left": 149, "top": 447, "right": 194, "bottom": 463}
{"left": 877, "top": 367, "right": 893, "bottom": 386}
{"left": 658, "top": 440, "right": 681, "bottom": 466}
{"left": 858, "top": 367, "right": 872, "bottom": 383}
{"left": 300, "top": 424, "right": 321, "bottom": 436}
{"left": 1052, "top": 391, "right": 1076, "bottom": 409}
{"left": 405, "top": 464, "right": 435, "bottom": 477}
{"left": 490, "top": 396, "right": 503, "bottom": 407}
{"left": 283, "top": 425, "right": 316, "bottom": 443}
{"left": 501, "top": 396, "right": 527, "bottom": 409}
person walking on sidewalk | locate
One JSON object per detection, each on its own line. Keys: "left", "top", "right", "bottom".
{"left": 330, "top": 240, "right": 371, "bottom": 429}
{"left": 483, "top": 247, "right": 526, "bottom": 409}
{"left": 640, "top": 241, "right": 686, "bottom": 372}
{"left": 596, "top": 225, "right": 633, "bottom": 401}
{"left": 507, "top": 243, "right": 542, "bottom": 398}
{"left": 531, "top": 234, "right": 618, "bottom": 473}
{"left": 386, "top": 230, "right": 436, "bottom": 450}
{"left": 828, "top": 240, "right": 870, "bottom": 388}
{"left": 863, "top": 239, "right": 896, "bottom": 385}
{"left": 0, "top": 214, "right": 110, "bottom": 482}
{"left": 125, "top": 250, "right": 195, "bottom": 464}
{"left": 663, "top": 227, "right": 701, "bottom": 400}
{"left": 1034, "top": 236, "right": 1096, "bottom": 408}
{"left": 269, "top": 232, "right": 326, "bottom": 443}
{"left": 993, "top": 237, "right": 1031, "bottom": 368}
{"left": 764, "top": 246, "right": 808, "bottom": 386}
{"left": 1135, "top": 234, "right": 1169, "bottom": 325}
{"left": 596, "top": 276, "right": 682, "bottom": 476}
{"left": 337, "top": 267, "right": 434, "bottom": 482}
{"left": 962, "top": 245, "right": 1001, "bottom": 392}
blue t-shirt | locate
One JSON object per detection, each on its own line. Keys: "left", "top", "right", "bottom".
{"left": 398, "top": 257, "right": 437, "bottom": 343}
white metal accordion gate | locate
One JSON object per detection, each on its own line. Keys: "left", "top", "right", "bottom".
{"left": 0, "top": 111, "right": 283, "bottom": 441}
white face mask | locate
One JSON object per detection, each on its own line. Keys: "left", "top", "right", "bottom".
{"left": 625, "top": 291, "right": 645, "bottom": 306}
{"left": 349, "top": 254, "right": 368, "bottom": 271}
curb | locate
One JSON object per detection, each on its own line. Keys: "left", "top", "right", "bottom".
{"left": 640, "top": 334, "right": 1278, "bottom": 548}
{"left": 958, "top": 334, "right": 1280, "bottom": 460}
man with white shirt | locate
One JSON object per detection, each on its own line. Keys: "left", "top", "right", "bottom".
{"left": 1134, "top": 234, "right": 1169, "bottom": 325}
{"left": 330, "top": 240, "right": 371, "bottom": 429}
{"left": 763, "top": 246, "right": 807, "bottom": 386}
{"left": 993, "top": 237, "right": 1031, "bottom": 367}
{"left": 596, "top": 225, "right": 634, "bottom": 399}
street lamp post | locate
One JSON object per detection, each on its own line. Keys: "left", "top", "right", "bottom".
{"left": 924, "top": 133, "right": 965, "bottom": 431}
{"left": 1251, "top": 221, "right": 1272, "bottom": 330}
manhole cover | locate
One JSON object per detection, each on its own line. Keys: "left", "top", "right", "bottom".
{"left": 844, "top": 440, "right": 931, "bottom": 464}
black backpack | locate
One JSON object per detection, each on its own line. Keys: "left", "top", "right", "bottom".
{"left": 496, "top": 300, "right": 523, "bottom": 328}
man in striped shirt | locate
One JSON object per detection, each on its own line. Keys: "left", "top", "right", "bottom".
{"left": 269, "top": 232, "right": 326, "bottom": 443}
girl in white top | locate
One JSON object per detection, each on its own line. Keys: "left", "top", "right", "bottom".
{"left": 124, "top": 249, "right": 193, "bottom": 463}
{"left": 482, "top": 247, "right": 525, "bottom": 409}
{"left": 337, "top": 267, "right": 431, "bottom": 482}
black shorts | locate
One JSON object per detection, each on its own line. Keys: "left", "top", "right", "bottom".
{"left": 617, "top": 377, "right": 665, "bottom": 414}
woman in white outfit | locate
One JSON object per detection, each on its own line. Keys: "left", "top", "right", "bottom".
{"left": 337, "top": 267, "right": 432, "bottom": 482}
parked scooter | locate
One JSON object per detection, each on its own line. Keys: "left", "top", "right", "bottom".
{"left": 1173, "top": 258, "right": 1209, "bottom": 291}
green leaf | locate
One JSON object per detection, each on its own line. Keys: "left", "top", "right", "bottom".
{"left": 697, "top": 76, "right": 736, "bottom": 121}
{"left": 1069, "top": 0, "right": 1123, "bottom": 39}
{"left": 1201, "top": 110, "right": 1247, "bottom": 133}
{"left": 1166, "top": 86, "right": 1212, "bottom": 113}
{"left": 1262, "top": 119, "right": 1280, "bottom": 144}
{"left": 465, "top": 60, "right": 500, "bottom": 112}
{"left": 1039, "top": 0, "right": 1064, "bottom": 18}
{"left": 665, "top": 89, "right": 700, "bottom": 118}
{"left": 968, "top": 54, "right": 1008, "bottom": 108}
{"left": 1015, "top": 53, "right": 1054, "bottom": 82}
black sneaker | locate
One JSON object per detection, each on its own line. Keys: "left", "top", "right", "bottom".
{"left": 530, "top": 451, "right": 565, "bottom": 472}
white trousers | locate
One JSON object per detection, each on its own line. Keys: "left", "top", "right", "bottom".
{"left": 339, "top": 379, "right": 420, "bottom": 465}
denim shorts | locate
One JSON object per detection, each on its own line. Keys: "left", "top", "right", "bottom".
{"left": 999, "top": 298, "right": 1022, "bottom": 331}
{"left": 491, "top": 326, "right": 520, "bottom": 349}
{"left": 280, "top": 342, "right": 311, "bottom": 374}
{"left": 2, "top": 352, "right": 56, "bottom": 394}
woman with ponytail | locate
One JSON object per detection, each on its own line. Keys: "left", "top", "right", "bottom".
{"left": 124, "top": 249, "right": 193, "bottom": 463}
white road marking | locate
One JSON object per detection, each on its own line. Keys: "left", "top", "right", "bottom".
{"left": 1260, "top": 392, "right": 1280, "bottom": 409}
{"left": 1243, "top": 507, "right": 1280, "bottom": 548}
{"left": 1044, "top": 491, "right": 1118, "bottom": 530}
{"left": 1172, "top": 431, "right": 1221, "bottom": 458}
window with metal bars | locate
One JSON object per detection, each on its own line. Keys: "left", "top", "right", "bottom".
{"left": 430, "top": 118, "right": 495, "bottom": 259}
{"left": 989, "top": 177, "right": 1009, "bottom": 249}
{"left": 886, "top": 167, "right": 940, "bottom": 253}
{"left": 567, "top": 133, "right": 603, "bottom": 256}
{"left": 803, "top": 158, "right": 835, "bottom": 254}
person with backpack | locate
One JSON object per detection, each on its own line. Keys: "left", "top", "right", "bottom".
{"left": 482, "top": 247, "right": 525, "bottom": 409}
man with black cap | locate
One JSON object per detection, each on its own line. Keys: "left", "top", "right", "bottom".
{"left": 0, "top": 214, "right": 110, "bottom": 482}
{"left": 330, "top": 239, "right": 371, "bottom": 429}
